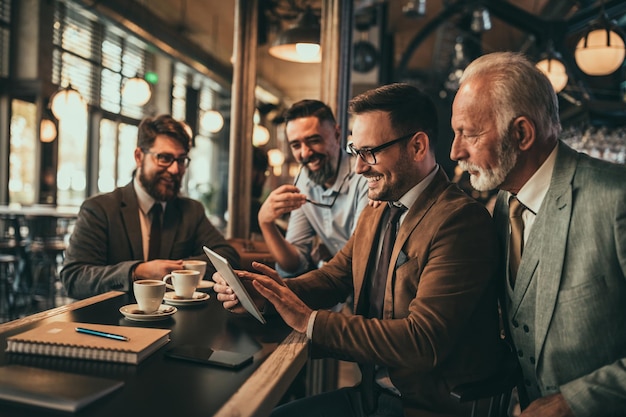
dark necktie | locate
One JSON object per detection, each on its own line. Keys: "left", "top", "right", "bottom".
{"left": 509, "top": 196, "right": 525, "bottom": 287}
{"left": 148, "top": 203, "right": 162, "bottom": 261}
{"left": 369, "top": 204, "right": 406, "bottom": 319}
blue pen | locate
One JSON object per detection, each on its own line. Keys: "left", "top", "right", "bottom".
{"left": 75, "top": 327, "right": 130, "bottom": 341}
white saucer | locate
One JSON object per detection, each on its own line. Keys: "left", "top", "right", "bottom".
{"left": 163, "top": 291, "right": 210, "bottom": 306}
{"left": 120, "top": 304, "right": 177, "bottom": 321}
{"left": 197, "top": 280, "right": 215, "bottom": 290}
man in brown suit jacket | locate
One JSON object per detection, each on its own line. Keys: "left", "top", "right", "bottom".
{"left": 215, "top": 84, "right": 502, "bottom": 417}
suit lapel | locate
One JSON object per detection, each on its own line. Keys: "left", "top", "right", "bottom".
{"left": 383, "top": 169, "right": 449, "bottom": 317}
{"left": 353, "top": 205, "right": 385, "bottom": 314}
{"left": 532, "top": 143, "right": 577, "bottom": 358}
{"left": 120, "top": 183, "right": 143, "bottom": 259}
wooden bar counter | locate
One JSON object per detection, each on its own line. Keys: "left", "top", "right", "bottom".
{"left": 0, "top": 291, "right": 308, "bottom": 417}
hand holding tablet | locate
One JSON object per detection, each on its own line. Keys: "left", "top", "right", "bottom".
{"left": 203, "top": 246, "right": 266, "bottom": 324}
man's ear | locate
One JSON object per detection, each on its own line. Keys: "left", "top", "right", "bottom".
{"left": 411, "top": 132, "right": 430, "bottom": 161}
{"left": 134, "top": 147, "right": 144, "bottom": 166}
{"left": 514, "top": 117, "right": 535, "bottom": 151}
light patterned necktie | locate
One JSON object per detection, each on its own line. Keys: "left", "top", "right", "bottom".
{"left": 509, "top": 196, "right": 525, "bottom": 287}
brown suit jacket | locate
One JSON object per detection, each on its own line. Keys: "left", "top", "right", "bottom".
{"left": 286, "top": 168, "right": 502, "bottom": 416}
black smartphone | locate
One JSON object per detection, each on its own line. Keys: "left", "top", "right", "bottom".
{"left": 165, "top": 345, "right": 253, "bottom": 370}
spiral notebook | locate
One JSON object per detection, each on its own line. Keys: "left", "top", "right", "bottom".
{"left": 5, "top": 321, "right": 170, "bottom": 365}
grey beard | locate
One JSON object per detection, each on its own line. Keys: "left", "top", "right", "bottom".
{"left": 307, "top": 160, "right": 335, "bottom": 186}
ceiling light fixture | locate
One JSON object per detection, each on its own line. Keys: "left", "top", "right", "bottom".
{"left": 200, "top": 110, "right": 224, "bottom": 133}
{"left": 122, "top": 76, "right": 152, "bottom": 106}
{"left": 574, "top": 5, "right": 625, "bottom": 76}
{"left": 50, "top": 84, "right": 87, "bottom": 120}
{"left": 470, "top": 6, "right": 492, "bottom": 33}
{"left": 268, "top": 6, "right": 321, "bottom": 63}
{"left": 402, "top": 0, "right": 427, "bottom": 19}
{"left": 40, "top": 118, "right": 57, "bottom": 143}
{"left": 536, "top": 42, "right": 569, "bottom": 93}
{"left": 252, "top": 124, "right": 270, "bottom": 146}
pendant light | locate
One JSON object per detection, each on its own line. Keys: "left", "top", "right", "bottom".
{"left": 536, "top": 41, "right": 568, "bottom": 93}
{"left": 122, "top": 76, "right": 152, "bottom": 106}
{"left": 574, "top": 6, "right": 625, "bottom": 76}
{"left": 50, "top": 84, "right": 87, "bottom": 120}
{"left": 269, "top": 6, "right": 321, "bottom": 63}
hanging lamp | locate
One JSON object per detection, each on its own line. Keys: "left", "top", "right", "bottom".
{"left": 268, "top": 7, "right": 321, "bottom": 63}
{"left": 50, "top": 84, "right": 86, "bottom": 120}
{"left": 574, "top": 6, "right": 625, "bottom": 76}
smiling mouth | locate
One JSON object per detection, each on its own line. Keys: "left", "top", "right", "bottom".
{"left": 302, "top": 155, "right": 323, "bottom": 169}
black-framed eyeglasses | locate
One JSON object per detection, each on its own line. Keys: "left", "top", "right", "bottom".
{"left": 143, "top": 151, "right": 191, "bottom": 168}
{"left": 293, "top": 164, "right": 350, "bottom": 208}
{"left": 347, "top": 131, "right": 417, "bottom": 165}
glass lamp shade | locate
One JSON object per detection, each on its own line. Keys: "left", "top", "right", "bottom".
{"left": 40, "top": 119, "right": 57, "bottom": 143}
{"left": 536, "top": 58, "right": 568, "bottom": 93}
{"left": 252, "top": 125, "right": 270, "bottom": 146}
{"left": 122, "top": 77, "right": 152, "bottom": 106}
{"left": 267, "top": 148, "right": 285, "bottom": 167}
{"left": 50, "top": 85, "right": 86, "bottom": 120}
{"left": 269, "top": 9, "right": 321, "bottom": 63}
{"left": 575, "top": 29, "right": 626, "bottom": 76}
{"left": 201, "top": 110, "right": 224, "bottom": 133}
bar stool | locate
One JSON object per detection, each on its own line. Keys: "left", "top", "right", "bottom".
{"left": 29, "top": 238, "right": 69, "bottom": 310}
{"left": 0, "top": 254, "right": 19, "bottom": 322}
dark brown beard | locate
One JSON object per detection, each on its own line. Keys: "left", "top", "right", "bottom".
{"left": 139, "top": 163, "right": 181, "bottom": 201}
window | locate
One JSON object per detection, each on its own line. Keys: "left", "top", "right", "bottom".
{"left": 98, "top": 119, "right": 137, "bottom": 193}
{"left": 52, "top": 0, "right": 153, "bottom": 204}
{"left": 9, "top": 100, "right": 37, "bottom": 205}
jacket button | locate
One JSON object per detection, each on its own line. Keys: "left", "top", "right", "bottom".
{"left": 529, "top": 356, "right": 535, "bottom": 364}
{"left": 523, "top": 324, "right": 530, "bottom": 333}
{"left": 512, "top": 319, "right": 519, "bottom": 327}
{"left": 517, "top": 350, "right": 524, "bottom": 357}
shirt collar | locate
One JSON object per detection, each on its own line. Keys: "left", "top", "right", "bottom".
{"left": 396, "top": 164, "right": 439, "bottom": 210}
{"left": 514, "top": 144, "right": 558, "bottom": 215}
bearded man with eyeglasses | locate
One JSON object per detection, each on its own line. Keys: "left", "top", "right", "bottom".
{"left": 61, "top": 114, "right": 239, "bottom": 299}
{"left": 258, "top": 100, "right": 369, "bottom": 278}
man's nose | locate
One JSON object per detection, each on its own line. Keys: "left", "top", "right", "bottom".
{"left": 449, "top": 135, "right": 466, "bottom": 161}
{"left": 354, "top": 155, "right": 369, "bottom": 175}
{"left": 300, "top": 143, "right": 314, "bottom": 161}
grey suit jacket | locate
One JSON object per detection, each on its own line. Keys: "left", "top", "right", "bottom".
{"left": 61, "top": 182, "right": 239, "bottom": 299}
{"left": 494, "top": 141, "right": 626, "bottom": 416}
{"left": 287, "top": 168, "right": 503, "bottom": 416}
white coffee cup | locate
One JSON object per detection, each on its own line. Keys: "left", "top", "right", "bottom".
{"left": 183, "top": 260, "right": 207, "bottom": 277}
{"left": 133, "top": 279, "right": 166, "bottom": 313}
{"left": 163, "top": 270, "right": 201, "bottom": 299}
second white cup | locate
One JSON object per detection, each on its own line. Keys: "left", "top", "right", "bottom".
{"left": 183, "top": 260, "right": 207, "bottom": 277}
{"left": 163, "top": 270, "right": 201, "bottom": 299}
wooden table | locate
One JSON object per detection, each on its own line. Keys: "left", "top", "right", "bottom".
{"left": 0, "top": 291, "right": 308, "bottom": 417}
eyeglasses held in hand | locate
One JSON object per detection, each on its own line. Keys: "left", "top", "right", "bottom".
{"left": 293, "top": 163, "right": 350, "bottom": 208}
{"left": 347, "top": 131, "right": 417, "bottom": 165}
{"left": 144, "top": 151, "right": 191, "bottom": 168}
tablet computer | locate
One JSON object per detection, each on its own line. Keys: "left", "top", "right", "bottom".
{"left": 203, "top": 246, "right": 266, "bottom": 324}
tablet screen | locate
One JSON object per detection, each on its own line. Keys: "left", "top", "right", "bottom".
{"left": 203, "top": 246, "right": 266, "bottom": 324}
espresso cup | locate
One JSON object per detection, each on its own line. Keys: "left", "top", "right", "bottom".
{"left": 133, "top": 279, "right": 166, "bottom": 313}
{"left": 183, "top": 260, "right": 207, "bottom": 277}
{"left": 163, "top": 270, "right": 201, "bottom": 299}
